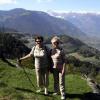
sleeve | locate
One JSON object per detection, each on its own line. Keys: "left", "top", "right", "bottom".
{"left": 29, "top": 46, "right": 35, "bottom": 56}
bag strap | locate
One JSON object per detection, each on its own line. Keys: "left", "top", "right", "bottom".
{"left": 44, "top": 46, "right": 49, "bottom": 54}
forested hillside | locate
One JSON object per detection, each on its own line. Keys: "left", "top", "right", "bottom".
{"left": 0, "top": 32, "right": 30, "bottom": 59}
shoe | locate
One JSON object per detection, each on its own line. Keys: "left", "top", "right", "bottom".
{"left": 36, "top": 89, "right": 42, "bottom": 93}
{"left": 44, "top": 88, "right": 48, "bottom": 95}
{"left": 61, "top": 94, "right": 65, "bottom": 100}
{"left": 53, "top": 92, "right": 60, "bottom": 95}
{"left": 53, "top": 92, "right": 58, "bottom": 95}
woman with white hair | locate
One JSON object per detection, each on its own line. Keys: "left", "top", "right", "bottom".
{"left": 51, "top": 36, "right": 66, "bottom": 100}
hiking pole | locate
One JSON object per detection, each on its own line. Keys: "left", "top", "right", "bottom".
{"left": 17, "top": 59, "right": 36, "bottom": 91}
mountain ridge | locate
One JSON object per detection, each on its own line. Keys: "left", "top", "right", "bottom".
{"left": 49, "top": 11, "right": 100, "bottom": 38}
{"left": 0, "top": 8, "right": 87, "bottom": 40}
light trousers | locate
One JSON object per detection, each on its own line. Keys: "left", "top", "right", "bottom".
{"left": 35, "top": 67, "right": 49, "bottom": 88}
{"left": 53, "top": 68, "right": 65, "bottom": 95}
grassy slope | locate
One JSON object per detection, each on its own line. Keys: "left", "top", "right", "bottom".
{"left": 0, "top": 59, "right": 92, "bottom": 100}
{"left": 69, "top": 52, "right": 100, "bottom": 64}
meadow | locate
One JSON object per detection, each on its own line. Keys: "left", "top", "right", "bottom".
{"left": 0, "top": 58, "right": 94, "bottom": 100}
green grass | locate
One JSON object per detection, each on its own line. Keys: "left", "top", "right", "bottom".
{"left": 0, "top": 59, "right": 92, "bottom": 100}
{"left": 66, "top": 74, "right": 91, "bottom": 94}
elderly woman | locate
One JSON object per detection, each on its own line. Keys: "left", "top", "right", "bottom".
{"left": 51, "top": 36, "right": 66, "bottom": 100}
{"left": 19, "top": 36, "right": 49, "bottom": 95}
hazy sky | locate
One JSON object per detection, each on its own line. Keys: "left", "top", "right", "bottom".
{"left": 0, "top": 0, "right": 100, "bottom": 12}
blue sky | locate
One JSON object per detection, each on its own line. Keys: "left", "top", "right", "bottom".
{"left": 0, "top": 0, "right": 100, "bottom": 12}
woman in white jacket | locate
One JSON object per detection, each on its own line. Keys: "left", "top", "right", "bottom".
{"left": 20, "top": 36, "right": 50, "bottom": 95}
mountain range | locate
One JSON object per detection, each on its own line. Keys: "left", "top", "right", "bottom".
{"left": 1, "top": 8, "right": 100, "bottom": 50}
{"left": 0, "top": 8, "right": 86, "bottom": 40}
{"left": 50, "top": 12, "right": 100, "bottom": 38}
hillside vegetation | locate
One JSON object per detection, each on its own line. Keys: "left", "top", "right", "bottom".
{"left": 0, "top": 32, "right": 100, "bottom": 99}
{"left": 0, "top": 32, "right": 30, "bottom": 58}
{"left": 0, "top": 59, "right": 93, "bottom": 100}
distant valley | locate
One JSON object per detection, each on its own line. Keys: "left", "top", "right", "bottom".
{"left": 49, "top": 12, "right": 100, "bottom": 50}
{"left": 50, "top": 12, "right": 100, "bottom": 38}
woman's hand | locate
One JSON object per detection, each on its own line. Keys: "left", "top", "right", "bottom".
{"left": 61, "top": 68, "right": 65, "bottom": 75}
{"left": 18, "top": 59, "right": 21, "bottom": 64}
{"left": 61, "top": 63, "right": 66, "bottom": 75}
{"left": 17, "top": 58, "right": 22, "bottom": 64}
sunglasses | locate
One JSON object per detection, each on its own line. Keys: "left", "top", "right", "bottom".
{"left": 53, "top": 41, "right": 59, "bottom": 44}
{"left": 35, "top": 40, "right": 42, "bottom": 43}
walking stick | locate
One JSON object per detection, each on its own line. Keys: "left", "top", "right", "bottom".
{"left": 17, "top": 59, "right": 36, "bottom": 91}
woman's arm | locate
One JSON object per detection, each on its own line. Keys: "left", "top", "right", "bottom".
{"left": 20, "top": 53, "right": 32, "bottom": 60}
{"left": 62, "top": 62, "right": 66, "bottom": 75}
{"left": 61, "top": 49, "right": 66, "bottom": 75}
{"left": 20, "top": 46, "right": 35, "bottom": 61}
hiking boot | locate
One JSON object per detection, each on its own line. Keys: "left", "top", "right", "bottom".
{"left": 53, "top": 92, "right": 60, "bottom": 95}
{"left": 53, "top": 92, "right": 58, "bottom": 95}
{"left": 61, "top": 93, "right": 65, "bottom": 100}
{"left": 36, "top": 88, "right": 43, "bottom": 93}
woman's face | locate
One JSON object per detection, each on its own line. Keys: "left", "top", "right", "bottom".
{"left": 52, "top": 41, "right": 59, "bottom": 48}
{"left": 35, "top": 39, "right": 43, "bottom": 45}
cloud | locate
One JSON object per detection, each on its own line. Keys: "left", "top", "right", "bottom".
{"left": 0, "top": 0, "right": 17, "bottom": 5}
{"left": 37, "top": 0, "right": 53, "bottom": 3}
